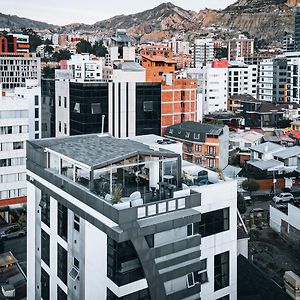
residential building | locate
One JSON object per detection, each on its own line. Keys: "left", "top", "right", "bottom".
{"left": 0, "top": 53, "right": 41, "bottom": 90}
{"left": 168, "top": 38, "right": 190, "bottom": 55}
{"left": 0, "top": 80, "right": 41, "bottom": 207}
{"left": 228, "top": 35, "right": 254, "bottom": 61}
{"left": 202, "top": 61, "right": 228, "bottom": 114}
{"left": 258, "top": 59, "right": 274, "bottom": 102}
{"left": 282, "top": 33, "right": 295, "bottom": 52}
{"left": 291, "top": 120, "right": 300, "bottom": 131}
{"left": 249, "top": 142, "right": 284, "bottom": 161}
{"left": 228, "top": 61, "right": 258, "bottom": 98}
{"left": 165, "top": 122, "right": 229, "bottom": 169}
{"left": 141, "top": 45, "right": 176, "bottom": 82}
{"left": 294, "top": 5, "right": 300, "bottom": 52}
{"left": 192, "top": 39, "right": 214, "bottom": 68}
{"left": 111, "top": 61, "right": 145, "bottom": 82}
{"left": 161, "top": 78, "right": 197, "bottom": 135}
{"left": 204, "top": 112, "right": 244, "bottom": 130}
{"left": 228, "top": 94, "right": 284, "bottom": 127}
{"left": 287, "top": 57, "right": 300, "bottom": 104}
{"left": 0, "top": 33, "right": 30, "bottom": 54}
{"left": 27, "top": 133, "right": 238, "bottom": 300}
{"left": 230, "top": 131, "right": 263, "bottom": 151}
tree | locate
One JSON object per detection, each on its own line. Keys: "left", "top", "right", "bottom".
{"left": 76, "top": 40, "right": 92, "bottom": 54}
{"left": 42, "top": 66, "right": 56, "bottom": 79}
{"left": 237, "top": 192, "right": 246, "bottom": 214}
{"left": 52, "top": 49, "right": 72, "bottom": 62}
{"left": 44, "top": 45, "right": 54, "bottom": 55}
{"left": 92, "top": 41, "right": 108, "bottom": 57}
{"left": 21, "top": 28, "right": 43, "bottom": 52}
{"left": 44, "top": 38, "right": 52, "bottom": 45}
{"left": 215, "top": 47, "right": 228, "bottom": 59}
{"left": 242, "top": 178, "right": 259, "bottom": 194}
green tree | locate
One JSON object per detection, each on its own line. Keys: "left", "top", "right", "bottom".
{"left": 44, "top": 38, "right": 52, "bottom": 45}
{"left": 237, "top": 192, "right": 246, "bottom": 214}
{"left": 52, "top": 50, "right": 72, "bottom": 62}
{"left": 21, "top": 28, "right": 43, "bottom": 52}
{"left": 76, "top": 40, "right": 92, "bottom": 54}
{"left": 44, "top": 45, "right": 54, "bottom": 54}
{"left": 242, "top": 178, "right": 259, "bottom": 195}
{"left": 92, "top": 41, "right": 108, "bottom": 57}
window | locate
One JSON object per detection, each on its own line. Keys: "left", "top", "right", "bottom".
{"left": 35, "top": 121, "right": 39, "bottom": 131}
{"left": 40, "top": 192, "right": 50, "bottom": 227}
{"left": 74, "top": 103, "right": 81, "bottom": 113}
{"left": 106, "top": 288, "right": 150, "bottom": 300}
{"left": 57, "top": 244, "right": 67, "bottom": 284}
{"left": 35, "top": 108, "right": 39, "bottom": 119}
{"left": 58, "top": 121, "right": 62, "bottom": 133}
{"left": 41, "top": 229, "right": 50, "bottom": 266}
{"left": 143, "top": 101, "right": 153, "bottom": 112}
{"left": 57, "top": 285, "right": 67, "bottom": 300}
{"left": 35, "top": 95, "right": 39, "bottom": 106}
{"left": 0, "top": 159, "right": 11, "bottom": 167}
{"left": 58, "top": 96, "right": 61, "bottom": 106}
{"left": 41, "top": 268, "right": 49, "bottom": 300}
{"left": 217, "top": 295, "right": 230, "bottom": 300}
{"left": 198, "top": 208, "right": 229, "bottom": 237}
{"left": 64, "top": 97, "right": 67, "bottom": 108}
{"left": 57, "top": 203, "right": 68, "bottom": 241}
{"left": 74, "top": 215, "right": 80, "bottom": 232}
{"left": 74, "top": 257, "right": 79, "bottom": 269}
{"left": 64, "top": 123, "right": 67, "bottom": 135}
{"left": 214, "top": 251, "right": 229, "bottom": 291}
{"left": 195, "top": 145, "right": 202, "bottom": 152}
{"left": 186, "top": 272, "right": 195, "bottom": 288}
{"left": 91, "top": 103, "right": 101, "bottom": 114}
{"left": 13, "top": 141, "right": 23, "bottom": 150}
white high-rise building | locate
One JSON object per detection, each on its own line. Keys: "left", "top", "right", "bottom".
{"left": 0, "top": 80, "right": 41, "bottom": 205}
{"left": 0, "top": 53, "right": 41, "bottom": 90}
{"left": 287, "top": 57, "right": 300, "bottom": 104}
{"left": 258, "top": 59, "right": 274, "bottom": 102}
{"left": 228, "top": 61, "right": 258, "bottom": 98}
{"left": 193, "top": 39, "right": 214, "bottom": 68}
{"left": 27, "top": 133, "right": 238, "bottom": 300}
{"left": 168, "top": 37, "right": 190, "bottom": 55}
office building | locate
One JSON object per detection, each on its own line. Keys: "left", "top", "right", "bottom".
{"left": 228, "top": 35, "right": 254, "bottom": 62}
{"left": 283, "top": 33, "right": 295, "bottom": 53}
{"left": 168, "top": 38, "right": 190, "bottom": 55}
{"left": 0, "top": 33, "right": 30, "bottom": 54}
{"left": 258, "top": 59, "right": 274, "bottom": 102}
{"left": 27, "top": 133, "right": 238, "bottom": 300}
{"left": 0, "top": 80, "right": 41, "bottom": 206}
{"left": 0, "top": 53, "right": 41, "bottom": 90}
{"left": 165, "top": 122, "right": 229, "bottom": 170}
{"left": 192, "top": 39, "right": 214, "bottom": 68}
{"left": 295, "top": 5, "right": 300, "bottom": 52}
{"left": 228, "top": 61, "right": 258, "bottom": 98}
{"left": 287, "top": 57, "right": 300, "bottom": 104}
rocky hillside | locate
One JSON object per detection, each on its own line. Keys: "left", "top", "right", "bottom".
{"left": 0, "top": 0, "right": 299, "bottom": 42}
{"left": 0, "top": 12, "right": 57, "bottom": 31}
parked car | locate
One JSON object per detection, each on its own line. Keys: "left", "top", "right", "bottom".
{"left": 272, "top": 192, "right": 294, "bottom": 204}
{"left": 0, "top": 224, "right": 26, "bottom": 240}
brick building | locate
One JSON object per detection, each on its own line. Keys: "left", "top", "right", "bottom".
{"left": 165, "top": 122, "right": 229, "bottom": 169}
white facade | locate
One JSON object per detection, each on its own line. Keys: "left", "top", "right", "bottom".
{"left": 287, "top": 57, "right": 300, "bottom": 104}
{"left": 0, "top": 82, "right": 41, "bottom": 201}
{"left": 11, "top": 33, "right": 30, "bottom": 53}
{"left": 168, "top": 38, "right": 190, "bottom": 55}
{"left": 258, "top": 59, "right": 274, "bottom": 102}
{"left": 202, "top": 65, "right": 228, "bottom": 114}
{"left": 67, "top": 54, "right": 103, "bottom": 82}
{"left": 0, "top": 53, "right": 41, "bottom": 90}
{"left": 122, "top": 47, "right": 136, "bottom": 61}
{"left": 228, "top": 62, "right": 258, "bottom": 98}
{"left": 193, "top": 39, "right": 214, "bottom": 68}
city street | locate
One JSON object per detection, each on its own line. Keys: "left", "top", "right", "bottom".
{"left": 2, "top": 236, "right": 27, "bottom": 274}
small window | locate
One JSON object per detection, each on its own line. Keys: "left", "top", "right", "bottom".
{"left": 74, "top": 215, "right": 80, "bottom": 232}
{"left": 91, "top": 103, "right": 101, "bottom": 114}
{"left": 64, "top": 97, "right": 67, "bottom": 108}
{"left": 58, "top": 121, "right": 62, "bottom": 132}
{"left": 69, "top": 267, "right": 79, "bottom": 281}
{"left": 34, "top": 95, "right": 39, "bottom": 106}
{"left": 74, "top": 257, "right": 79, "bottom": 269}
{"left": 58, "top": 96, "right": 61, "bottom": 107}
{"left": 143, "top": 101, "right": 153, "bottom": 112}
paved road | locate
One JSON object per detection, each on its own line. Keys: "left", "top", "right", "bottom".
{"left": 2, "top": 236, "right": 27, "bottom": 274}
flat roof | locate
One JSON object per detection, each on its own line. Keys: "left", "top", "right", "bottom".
{"left": 30, "top": 134, "right": 177, "bottom": 170}
{"left": 247, "top": 159, "right": 284, "bottom": 171}
{"left": 273, "top": 146, "right": 300, "bottom": 160}
{"left": 249, "top": 142, "right": 284, "bottom": 154}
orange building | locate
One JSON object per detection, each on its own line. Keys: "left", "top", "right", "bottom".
{"left": 161, "top": 78, "right": 197, "bottom": 135}
{"left": 141, "top": 45, "right": 176, "bottom": 82}
{"left": 0, "top": 33, "right": 30, "bottom": 54}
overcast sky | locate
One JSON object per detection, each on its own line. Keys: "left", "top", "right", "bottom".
{"left": 1, "top": 0, "right": 235, "bottom": 26}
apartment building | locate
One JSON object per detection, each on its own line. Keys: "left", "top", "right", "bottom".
{"left": 168, "top": 38, "right": 190, "bottom": 55}
{"left": 202, "top": 61, "right": 229, "bottom": 114}
{"left": 165, "top": 122, "right": 229, "bottom": 170}
{"left": 258, "top": 59, "right": 274, "bottom": 102}
{"left": 228, "top": 35, "right": 254, "bottom": 62}
{"left": 0, "top": 33, "right": 30, "bottom": 54}
{"left": 0, "top": 80, "right": 41, "bottom": 206}
{"left": 27, "top": 133, "right": 237, "bottom": 300}
{"left": 295, "top": 5, "right": 300, "bottom": 52}
{"left": 287, "top": 57, "right": 300, "bottom": 104}
{"left": 0, "top": 53, "right": 41, "bottom": 90}
{"left": 192, "top": 39, "right": 214, "bottom": 68}
{"left": 161, "top": 78, "right": 197, "bottom": 135}
{"left": 228, "top": 61, "right": 258, "bottom": 98}
{"left": 141, "top": 45, "right": 176, "bottom": 82}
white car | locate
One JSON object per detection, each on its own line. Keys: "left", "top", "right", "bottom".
{"left": 272, "top": 192, "right": 294, "bottom": 204}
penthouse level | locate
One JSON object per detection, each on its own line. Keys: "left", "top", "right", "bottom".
{"left": 26, "top": 134, "right": 237, "bottom": 300}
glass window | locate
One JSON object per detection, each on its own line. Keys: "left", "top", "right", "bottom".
{"left": 35, "top": 108, "right": 39, "bottom": 119}
{"left": 41, "top": 229, "right": 50, "bottom": 266}
{"left": 214, "top": 251, "right": 229, "bottom": 291}
{"left": 13, "top": 141, "right": 23, "bottom": 150}
{"left": 64, "top": 97, "right": 67, "bottom": 108}
{"left": 217, "top": 295, "right": 230, "bottom": 300}
{"left": 74, "top": 103, "right": 81, "bottom": 113}
{"left": 57, "top": 285, "right": 67, "bottom": 300}
{"left": 40, "top": 192, "right": 50, "bottom": 227}
{"left": 35, "top": 95, "right": 39, "bottom": 106}
{"left": 91, "top": 103, "right": 101, "bottom": 114}
{"left": 41, "top": 268, "right": 50, "bottom": 300}
{"left": 57, "top": 244, "right": 67, "bottom": 285}
{"left": 57, "top": 203, "right": 68, "bottom": 241}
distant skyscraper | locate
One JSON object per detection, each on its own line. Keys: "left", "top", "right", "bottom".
{"left": 295, "top": 5, "right": 300, "bottom": 51}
